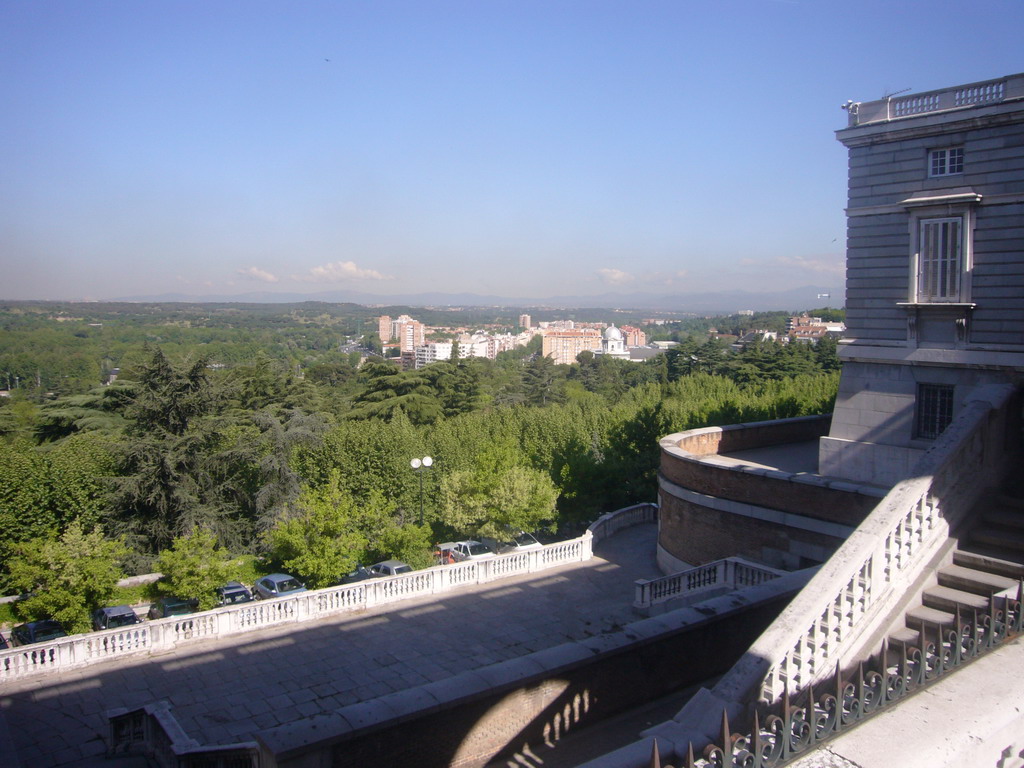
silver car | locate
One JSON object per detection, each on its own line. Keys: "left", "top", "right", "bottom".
{"left": 253, "top": 574, "right": 306, "bottom": 600}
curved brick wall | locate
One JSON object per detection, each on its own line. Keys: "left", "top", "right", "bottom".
{"left": 658, "top": 416, "right": 884, "bottom": 569}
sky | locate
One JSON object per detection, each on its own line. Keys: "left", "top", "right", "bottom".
{"left": 1, "top": 1, "right": 1022, "bottom": 303}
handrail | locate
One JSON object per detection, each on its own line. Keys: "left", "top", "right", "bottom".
{"left": 723, "top": 383, "right": 1017, "bottom": 705}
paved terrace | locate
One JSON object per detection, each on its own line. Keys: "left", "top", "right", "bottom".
{"left": 0, "top": 525, "right": 660, "bottom": 768}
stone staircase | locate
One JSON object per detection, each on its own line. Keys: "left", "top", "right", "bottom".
{"left": 889, "top": 492, "right": 1024, "bottom": 649}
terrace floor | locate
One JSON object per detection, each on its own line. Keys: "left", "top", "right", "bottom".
{"left": 0, "top": 525, "right": 662, "bottom": 768}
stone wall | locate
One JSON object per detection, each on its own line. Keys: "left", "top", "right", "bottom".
{"left": 657, "top": 417, "right": 884, "bottom": 569}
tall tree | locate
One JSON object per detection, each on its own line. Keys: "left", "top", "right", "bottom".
{"left": 8, "top": 522, "right": 128, "bottom": 634}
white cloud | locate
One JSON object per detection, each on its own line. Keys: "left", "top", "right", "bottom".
{"left": 237, "top": 266, "right": 280, "bottom": 283}
{"left": 774, "top": 255, "right": 845, "bottom": 276}
{"left": 739, "top": 255, "right": 844, "bottom": 277}
{"left": 597, "top": 267, "right": 634, "bottom": 285}
{"left": 300, "top": 260, "right": 392, "bottom": 282}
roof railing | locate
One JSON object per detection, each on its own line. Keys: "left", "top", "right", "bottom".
{"left": 844, "top": 73, "right": 1024, "bottom": 127}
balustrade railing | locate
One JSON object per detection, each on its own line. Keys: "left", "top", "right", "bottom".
{"left": 0, "top": 523, "right": 607, "bottom": 682}
{"left": 846, "top": 73, "right": 1024, "bottom": 126}
{"left": 588, "top": 502, "right": 658, "bottom": 543}
{"left": 748, "top": 384, "right": 1016, "bottom": 704}
{"left": 634, "top": 558, "right": 784, "bottom": 611}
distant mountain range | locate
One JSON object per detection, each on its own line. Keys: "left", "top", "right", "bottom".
{"left": 114, "top": 285, "right": 843, "bottom": 314}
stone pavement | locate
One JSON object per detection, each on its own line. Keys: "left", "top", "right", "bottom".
{"left": 0, "top": 525, "right": 661, "bottom": 768}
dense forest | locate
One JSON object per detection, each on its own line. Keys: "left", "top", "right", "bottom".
{"left": 0, "top": 302, "right": 842, "bottom": 632}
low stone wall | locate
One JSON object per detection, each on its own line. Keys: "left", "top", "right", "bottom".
{"left": 256, "top": 570, "right": 813, "bottom": 768}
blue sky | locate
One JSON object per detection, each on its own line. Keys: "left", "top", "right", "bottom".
{"left": 2, "top": 1, "right": 1021, "bottom": 302}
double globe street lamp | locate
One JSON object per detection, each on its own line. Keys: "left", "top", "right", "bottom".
{"left": 410, "top": 456, "right": 433, "bottom": 525}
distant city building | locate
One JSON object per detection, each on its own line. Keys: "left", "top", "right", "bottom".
{"left": 415, "top": 342, "right": 453, "bottom": 368}
{"left": 542, "top": 328, "right": 602, "bottom": 365}
{"left": 377, "top": 315, "right": 391, "bottom": 342}
{"left": 519, "top": 314, "right": 531, "bottom": 329}
{"left": 619, "top": 325, "right": 647, "bottom": 347}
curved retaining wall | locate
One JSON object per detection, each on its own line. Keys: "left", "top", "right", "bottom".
{"left": 658, "top": 415, "right": 885, "bottom": 569}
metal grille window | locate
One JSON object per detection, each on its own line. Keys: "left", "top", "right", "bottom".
{"left": 929, "top": 147, "right": 964, "bottom": 177}
{"left": 916, "top": 384, "right": 954, "bottom": 439}
{"left": 917, "top": 217, "right": 962, "bottom": 301}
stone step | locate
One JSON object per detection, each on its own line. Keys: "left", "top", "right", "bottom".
{"left": 968, "top": 526, "right": 1024, "bottom": 554}
{"left": 995, "top": 494, "right": 1024, "bottom": 511}
{"left": 982, "top": 507, "right": 1024, "bottom": 531}
{"left": 953, "top": 545, "right": 1024, "bottom": 580}
{"left": 937, "top": 563, "right": 1019, "bottom": 596}
{"left": 888, "top": 627, "right": 921, "bottom": 649}
{"left": 922, "top": 584, "right": 989, "bottom": 615}
{"left": 906, "top": 605, "right": 955, "bottom": 631}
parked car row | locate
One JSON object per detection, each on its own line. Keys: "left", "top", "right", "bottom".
{"left": 338, "top": 560, "right": 412, "bottom": 584}
{"left": 2, "top": 535, "right": 548, "bottom": 647}
{"left": 433, "top": 533, "right": 542, "bottom": 565}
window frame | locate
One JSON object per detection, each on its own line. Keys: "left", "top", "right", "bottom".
{"left": 928, "top": 146, "right": 964, "bottom": 178}
{"left": 915, "top": 383, "right": 954, "bottom": 440}
{"left": 906, "top": 205, "right": 975, "bottom": 305}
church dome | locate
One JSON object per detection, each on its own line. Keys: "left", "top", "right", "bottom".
{"left": 603, "top": 325, "right": 623, "bottom": 341}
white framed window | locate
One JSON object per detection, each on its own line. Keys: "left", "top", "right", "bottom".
{"left": 917, "top": 217, "right": 963, "bottom": 301}
{"left": 929, "top": 147, "right": 963, "bottom": 177}
{"left": 905, "top": 200, "right": 975, "bottom": 305}
{"left": 915, "top": 383, "right": 954, "bottom": 439}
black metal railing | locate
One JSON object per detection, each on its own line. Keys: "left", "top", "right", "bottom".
{"left": 650, "top": 584, "right": 1023, "bottom": 767}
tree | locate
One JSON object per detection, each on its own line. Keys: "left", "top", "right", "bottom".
{"left": 154, "top": 528, "right": 236, "bottom": 611}
{"left": 348, "top": 361, "right": 443, "bottom": 425}
{"left": 266, "top": 476, "right": 382, "bottom": 588}
{"left": 127, "top": 346, "right": 212, "bottom": 436}
{"left": 522, "top": 355, "right": 564, "bottom": 406}
{"left": 8, "top": 522, "right": 128, "bottom": 634}
{"left": 370, "top": 523, "right": 434, "bottom": 570}
{"left": 438, "top": 463, "right": 558, "bottom": 540}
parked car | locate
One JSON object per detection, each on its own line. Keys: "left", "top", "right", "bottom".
{"left": 494, "top": 532, "right": 543, "bottom": 554}
{"left": 215, "top": 581, "right": 253, "bottom": 606}
{"left": 438, "top": 540, "right": 496, "bottom": 563}
{"left": 253, "top": 573, "right": 306, "bottom": 600}
{"left": 147, "top": 596, "right": 198, "bottom": 620}
{"left": 10, "top": 620, "right": 67, "bottom": 646}
{"left": 367, "top": 560, "right": 412, "bottom": 578}
{"left": 338, "top": 565, "right": 373, "bottom": 584}
{"left": 92, "top": 605, "right": 142, "bottom": 631}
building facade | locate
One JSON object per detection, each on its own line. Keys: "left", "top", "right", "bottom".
{"left": 820, "top": 73, "right": 1024, "bottom": 485}
{"left": 542, "top": 328, "right": 602, "bottom": 365}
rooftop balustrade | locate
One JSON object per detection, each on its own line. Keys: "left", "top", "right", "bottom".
{"left": 845, "top": 73, "right": 1024, "bottom": 127}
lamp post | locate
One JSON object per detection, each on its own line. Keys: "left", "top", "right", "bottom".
{"left": 410, "top": 456, "right": 433, "bottom": 525}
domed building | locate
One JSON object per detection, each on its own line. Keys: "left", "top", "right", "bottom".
{"left": 600, "top": 324, "right": 628, "bottom": 359}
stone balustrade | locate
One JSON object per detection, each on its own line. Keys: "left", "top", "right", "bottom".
{"left": 588, "top": 502, "right": 658, "bottom": 543}
{"left": 847, "top": 73, "right": 1024, "bottom": 126}
{"left": 633, "top": 557, "right": 785, "bottom": 612}
{"left": 744, "top": 383, "right": 1018, "bottom": 703}
{"left": 1, "top": 507, "right": 661, "bottom": 684}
